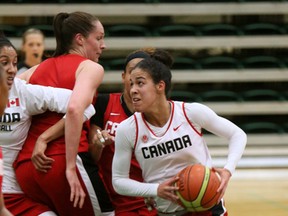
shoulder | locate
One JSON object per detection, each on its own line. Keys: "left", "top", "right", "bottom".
{"left": 13, "top": 77, "right": 27, "bottom": 87}
{"left": 17, "top": 68, "right": 27, "bottom": 75}
{"left": 116, "top": 116, "right": 137, "bottom": 146}
{"left": 17, "top": 65, "right": 38, "bottom": 82}
{"left": 172, "top": 101, "right": 205, "bottom": 114}
{"left": 183, "top": 102, "right": 218, "bottom": 120}
{"left": 76, "top": 60, "right": 104, "bottom": 82}
{"left": 118, "top": 115, "right": 136, "bottom": 132}
{"left": 79, "top": 60, "right": 104, "bottom": 72}
{"left": 183, "top": 102, "right": 213, "bottom": 113}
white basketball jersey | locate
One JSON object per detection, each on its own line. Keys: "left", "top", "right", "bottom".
{"left": 133, "top": 101, "right": 212, "bottom": 212}
{"left": 0, "top": 78, "right": 70, "bottom": 193}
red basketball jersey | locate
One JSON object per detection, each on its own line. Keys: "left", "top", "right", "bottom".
{"left": 98, "top": 93, "right": 149, "bottom": 213}
{"left": 15, "top": 54, "right": 89, "bottom": 163}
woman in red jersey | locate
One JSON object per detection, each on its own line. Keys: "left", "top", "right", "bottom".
{"left": 89, "top": 48, "right": 173, "bottom": 216}
{"left": 14, "top": 11, "right": 114, "bottom": 216}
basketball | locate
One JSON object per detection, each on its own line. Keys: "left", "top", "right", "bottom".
{"left": 175, "top": 164, "right": 221, "bottom": 212}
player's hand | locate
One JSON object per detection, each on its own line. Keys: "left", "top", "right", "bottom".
{"left": 31, "top": 137, "right": 54, "bottom": 172}
{"left": 89, "top": 129, "right": 115, "bottom": 161}
{"left": 213, "top": 167, "right": 231, "bottom": 203}
{"left": 144, "top": 197, "right": 157, "bottom": 211}
{"left": 66, "top": 168, "right": 86, "bottom": 208}
{"left": 94, "top": 129, "right": 114, "bottom": 148}
{"left": 157, "top": 176, "right": 179, "bottom": 203}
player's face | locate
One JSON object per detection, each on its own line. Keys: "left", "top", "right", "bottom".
{"left": 83, "top": 20, "right": 106, "bottom": 63}
{"left": 0, "top": 68, "right": 8, "bottom": 115}
{"left": 130, "top": 68, "right": 158, "bottom": 113}
{"left": 0, "top": 46, "right": 17, "bottom": 90}
{"left": 122, "top": 58, "right": 143, "bottom": 102}
{"left": 22, "top": 33, "right": 44, "bottom": 62}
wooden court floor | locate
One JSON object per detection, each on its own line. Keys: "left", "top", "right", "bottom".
{"left": 224, "top": 169, "right": 288, "bottom": 216}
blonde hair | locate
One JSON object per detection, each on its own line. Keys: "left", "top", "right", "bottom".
{"left": 22, "top": 28, "right": 44, "bottom": 45}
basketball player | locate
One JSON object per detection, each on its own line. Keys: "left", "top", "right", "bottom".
{"left": 89, "top": 48, "right": 173, "bottom": 216}
{"left": 112, "top": 58, "right": 247, "bottom": 216}
{"left": 0, "top": 63, "right": 13, "bottom": 216}
{"left": 0, "top": 36, "right": 95, "bottom": 215}
{"left": 14, "top": 11, "right": 114, "bottom": 215}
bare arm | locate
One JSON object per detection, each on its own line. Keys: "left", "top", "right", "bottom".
{"left": 16, "top": 65, "right": 37, "bottom": 82}
{"left": 88, "top": 124, "right": 114, "bottom": 162}
{"left": 88, "top": 124, "right": 104, "bottom": 162}
{"left": 0, "top": 195, "right": 13, "bottom": 216}
{"left": 65, "top": 61, "right": 104, "bottom": 208}
{"left": 32, "top": 119, "right": 65, "bottom": 172}
{"left": 32, "top": 104, "right": 95, "bottom": 172}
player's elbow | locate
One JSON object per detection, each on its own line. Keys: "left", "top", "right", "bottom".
{"left": 112, "top": 177, "right": 122, "bottom": 194}
{"left": 66, "top": 101, "right": 84, "bottom": 117}
{"left": 238, "top": 127, "right": 247, "bottom": 145}
{"left": 112, "top": 176, "right": 127, "bottom": 196}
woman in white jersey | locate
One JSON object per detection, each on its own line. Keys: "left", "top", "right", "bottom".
{"left": 0, "top": 66, "right": 13, "bottom": 216}
{"left": 112, "top": 58, "right": 247, "bottom": 216}
{"left": 0, "top": 36, "right": 94, "bottom": 216}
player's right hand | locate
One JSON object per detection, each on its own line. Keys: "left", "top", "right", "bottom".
{"left": 32, "top": 136, "right": 54, "bottom": 172}
{"left": 66, "top": 168, "right": 86, "bottom": 208}
{"left": 157, "top": 176, "right": 179, "bottom": 203}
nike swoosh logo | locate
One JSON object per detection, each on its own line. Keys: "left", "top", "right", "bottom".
{"left": 110, "top": 113, "right": 120, "bottom": 116}
{"left": 173, "top": 124, "right": 182, "bottom": 131}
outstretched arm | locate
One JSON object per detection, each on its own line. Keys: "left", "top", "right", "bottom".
{"left": 32, "top": 118, "right": 65, "bottom": 172}
{"left": 32, "top": 104, "right": 95, "bottom": 172}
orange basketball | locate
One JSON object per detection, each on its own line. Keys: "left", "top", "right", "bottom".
{"left": 175, "top": 164, "right": 221, "bottom": 212}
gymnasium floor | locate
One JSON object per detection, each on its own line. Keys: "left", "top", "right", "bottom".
{"left": 224, "top": 169, "right": 288, "bottom": 216}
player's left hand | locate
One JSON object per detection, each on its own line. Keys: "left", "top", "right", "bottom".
{"left": 66, "top": 168, "right": 86, "bottom": 208}
{"left": 213, "top": 167, "right": 231, "bottom": 203}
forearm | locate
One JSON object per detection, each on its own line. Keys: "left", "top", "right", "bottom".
{"left": 0, "top": 207, "right": 13, "bottom": 216}
{"left": 113, "top": 176, "right": 158, "bottom": 198}
{"left": 88, "top": 125, "right": 105, "bottom": 162}
{"left": 185, "top": 103, "right": 247, "bottom": 174}
{"left": 65, "top": 111, "right": 83, "bottom": 170}
{"left": 112, "top": 127, "right": 158, "bottom": 197}
{"left": 38, "top": 118, "right": 65, "bottom": 143}
{"left": 0, "top": 195, "right": 13, "bottom": 216}
{"left": 88, "top": 142, "right": 104, "bottom": 162}
{"left": 225, "top": 128, "right": 247, "bottom": 174}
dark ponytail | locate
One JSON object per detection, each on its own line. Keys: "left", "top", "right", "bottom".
{"left": 53, "top": 11, "right": 99, "bottom": 57}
